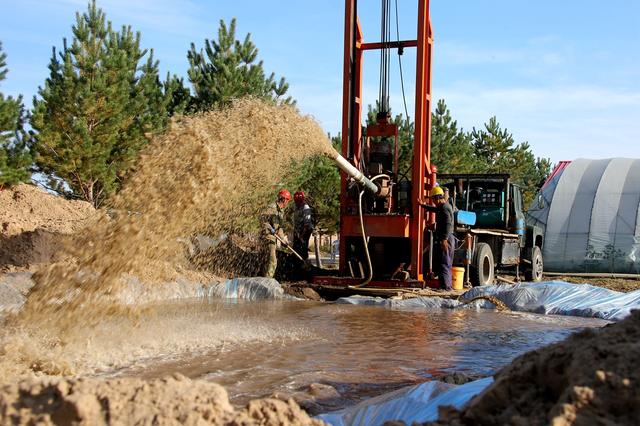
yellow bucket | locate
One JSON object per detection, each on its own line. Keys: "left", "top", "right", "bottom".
{"left": 452, "top": 266, "right": 465, "bottom": 290}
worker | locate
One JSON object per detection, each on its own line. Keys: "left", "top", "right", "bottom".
{"left": 292, "top": 191, "right": 315, "bottom": 261}
{"left": 260, "top": 189, "right": 291, "bottom": 278}
{"left": 443, "top": 187, "right": 458, "bottom": 212}
{"left": 330, "top": 239, "right": 339, "bottom": 262}
{"left": 421, "top": 186, "right": 455, "bottom": 290}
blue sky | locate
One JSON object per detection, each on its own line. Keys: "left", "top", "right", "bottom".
{"left": 1, "top": 0, "right": 638, "bottom": 164}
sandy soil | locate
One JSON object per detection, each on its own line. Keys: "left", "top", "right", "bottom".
{"left": 0, "top": 184, "right": 95, "bottom": 272}
{"left": 424, "top": 310, "right": 640, "bottom": 425}
{"left": 0, "top": 374, "right": 326, "bottom": 425}
{"left": 553, "top": 275, "right": 640, "bottom": 293}
{"left": 0, "top": 184, "right": 95, "bottom": 236}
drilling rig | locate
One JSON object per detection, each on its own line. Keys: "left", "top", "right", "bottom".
{"left": 314, "top": 0, "right": 439, "bottom": 289}
{"left": 312, "top": 0, "right": 545, "bottom": 291}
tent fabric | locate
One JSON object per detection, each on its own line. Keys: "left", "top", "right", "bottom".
{"left": 527, "top": 158, "right": 640, "bottom": 273}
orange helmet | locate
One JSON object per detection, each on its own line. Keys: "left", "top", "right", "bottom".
{"left": 278, "top": 189, "right": 292, "bottom": 201}
{"left": 294, "top": 191, "right": 305, "bottom": 203}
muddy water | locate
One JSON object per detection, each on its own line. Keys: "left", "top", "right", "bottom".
{"left": 112, "top": 300, "right": 608, "bottom": 412}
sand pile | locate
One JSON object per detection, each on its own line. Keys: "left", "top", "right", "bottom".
{"left": 426, "top": 310, "right": 640, "bottom": 425}
{"left": 0, "top": 374, "right": 326, "bottom": 425}
{"left": 0, "top": 183, "right": 94, "bottom": 236}
{"left": 0, "top": 184, "right": 95, "bottom": 271}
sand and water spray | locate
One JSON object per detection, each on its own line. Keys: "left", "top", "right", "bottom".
{"left": 0, "top": 98, "right": 338, "bottom": 380}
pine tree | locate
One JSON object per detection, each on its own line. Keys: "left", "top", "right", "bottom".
{"left": 164, "top": 73, "right": 191, "bottom": 116}
{"left": 187, "top": 18, "right": 293, "bottom": 111}
{"left": 30, "top": 1, "right": 168, "bottom": 207}
{"left": 430, "top": 100, "right": 480, "bottom": 174}
{"left": 471, "top": 117, "right": 516, "bottom": 171}
{"left": 0, "top": 42, "right": 31, "bottom": 187}
{"left": 471, "top": 117, "right": 551, "bottom": 204}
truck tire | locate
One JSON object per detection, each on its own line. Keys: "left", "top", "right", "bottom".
{"left": 471, "top": 243, "right": 494, "bottom": 286}
{"left": 525, "top": 246, "right": 544, "bottom": 282}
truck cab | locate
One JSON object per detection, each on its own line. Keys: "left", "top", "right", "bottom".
{"left": 439, "top": 174, "right": 544, "bottom": 286}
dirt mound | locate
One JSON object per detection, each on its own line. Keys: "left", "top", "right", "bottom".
{"left": 0, "top": 230, "right": 70, "bottom": 271}
{"left": 0, "top": 184, "right": 95, "bottom": 271}
{"left": 426, "top": 310, "right": 640, "bottom": 425}
{"left": 0, "top": 374, "right": 326, "bottom": 425}
{"left": 0, "top": 184, "right": 94, "bottom": 236}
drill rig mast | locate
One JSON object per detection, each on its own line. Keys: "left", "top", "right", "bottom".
{"left": 315, "top": 0, "right": 437, "bottom": 288}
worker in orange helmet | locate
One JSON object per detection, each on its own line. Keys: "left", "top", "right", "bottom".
{"left": 292, "top": 191, "right": 315, "bottom": 261}
{"left": 260, "top": 189, "right": 292, "bottom": 278}
{"left": 421, "top": 186, "right": 455, "bottom": 290}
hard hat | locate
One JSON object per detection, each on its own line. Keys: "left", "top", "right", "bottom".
{"left": 294, "top": 191, "right": 305, "bottom": 203}
{"left": 430, "top": 186, "right": 444, "bottom": 198}
{"left": 278, "top": 189, "right": 292, "bottom": 201}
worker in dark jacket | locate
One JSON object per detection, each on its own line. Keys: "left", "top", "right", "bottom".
{"left": 260, "top": 189, "right": 291, "bottom": 278}
{"left": 292, "top": 191, "right": 315, "bottom": 261}
{"left": 422, "top": 186, "right": 455, "bottom": 290}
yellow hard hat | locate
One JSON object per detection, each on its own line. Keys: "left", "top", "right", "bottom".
{"left": 430, "top": 186, "right": 444, "bottom": 198}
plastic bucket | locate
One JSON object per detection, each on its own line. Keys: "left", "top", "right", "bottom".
{"left": 452, "top": 267, "right": 465, "bottom": 290}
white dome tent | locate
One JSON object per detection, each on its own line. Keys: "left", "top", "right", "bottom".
{"left": 527, "top": 158, "right": 640, "bottom": 274}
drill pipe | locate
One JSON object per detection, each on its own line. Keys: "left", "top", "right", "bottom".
{"left": 329, "top": 152, "right": 379, "bottom": 195}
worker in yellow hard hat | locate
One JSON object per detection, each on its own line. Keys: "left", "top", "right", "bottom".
{"left": 421, "top": 185, "right": 455, "bottom": 290}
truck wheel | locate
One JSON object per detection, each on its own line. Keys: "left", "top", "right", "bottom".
{"left": 525, "top": 246, "right": 544, "bottom": 282}
{"left": 471, "top": 243, "right": 494, "bottom": 286}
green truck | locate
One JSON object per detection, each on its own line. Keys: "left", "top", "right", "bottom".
{"left": 438, "top": 174, "right": 544, "bottom": 286}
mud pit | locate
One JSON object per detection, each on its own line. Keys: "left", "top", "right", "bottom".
{"left": 113, "top": 301, "right": 607, "bottom": 414}
{"left": 0, "top": 298, "right": 610, "bottom": 425}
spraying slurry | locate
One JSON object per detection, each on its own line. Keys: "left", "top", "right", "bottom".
{"left": 0, "top": 98, "right": 335, "bottom": 381}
